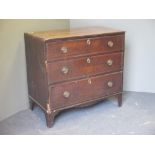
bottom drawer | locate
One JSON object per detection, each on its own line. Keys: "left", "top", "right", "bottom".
{"left": 49, "top": 72, "right": 123, "bottom": 109}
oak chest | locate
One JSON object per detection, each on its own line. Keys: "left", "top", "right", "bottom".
{"left": 24, "top": 27, "right": 125, "bottom": 128}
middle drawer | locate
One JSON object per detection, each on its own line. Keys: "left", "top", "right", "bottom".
{"left": 47, "top": 52, "right": 123, "bottom": 85}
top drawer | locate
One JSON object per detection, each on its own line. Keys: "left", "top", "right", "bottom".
{"left": 46, "top": 35, "right": 125, "bottom": 61}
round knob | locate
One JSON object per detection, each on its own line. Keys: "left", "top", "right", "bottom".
{"left": 107, "top": 41, "right": 114, "bottom": 48}
{"left": 86, "top": 58, "right": 91, "bottom": 64}
{"left": 106, "top": 59, "right": 113, "bottom": 66}
{"left": 107, "top": 81, "right": 114, "bottom": 88}
{"left": 63, "top": 91, "right": 70, "bottom": 98}
{"left": 87, "top": 39, "right": 91, "bottom": 45}
{"left": 61, "top": 46, "right": 68, "bottom": 53}
{"left": 61, "top": 67, "right": 69, "bottom": 74}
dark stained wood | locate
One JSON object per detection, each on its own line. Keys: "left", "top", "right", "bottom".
{"left": 47, "top": 52, "right": 123, "bottom": 84}
{"left": 24, "top": 33, "right": 49, "bottom": 109}
{"left": 117, "top": 93, "right": 123, "bottom": 107}
{"left": 46, "top": 35, "right": 124, "bottom": 61}
{"left": 49, "top": 72, "right": 122, "bottom": 110}
{"left": 29, "top": 98, "right": 35, "bottom": 110}
{"left": 24, "top": 27, "right": 125, "bottom": 128}
{"left": 45, "top": 113, "right": 54, "bottom": 128}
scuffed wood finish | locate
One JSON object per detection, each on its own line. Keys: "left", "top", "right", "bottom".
{"left": 46, "top": 35, "right": 124, "bottom": 61}
{"left": 27, "top": 27, "right": 125, "bottom": 41}
{"left": 24, "top": 34, "right": 48, "bottom": 110}
{"left": 24, "top": 27, "right": 125, "bottom": 128}
{"left": 47, "top": 52, "right": 123, "bottom": 84}
{"left": 49, "top": 72, "right": 122, "bottom": 110}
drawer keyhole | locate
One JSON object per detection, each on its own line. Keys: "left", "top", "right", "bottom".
{"left": 87, "top": 39, "right": 91, "bottom": 45}
{"left": 88, "top": 78, "right": 92, "bottom": 84}
{"left": 86, "top": 58, "right": 91, "bottom": 64}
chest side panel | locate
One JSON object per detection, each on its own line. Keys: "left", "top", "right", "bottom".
{"left": 24, "top": 34, "right": 49, "bottom": 107}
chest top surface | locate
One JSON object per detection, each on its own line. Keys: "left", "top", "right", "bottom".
{"left": 26, "top": 26, "right": 125, "bottom": 41}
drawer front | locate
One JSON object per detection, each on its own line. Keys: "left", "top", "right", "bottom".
{"left": 49, "top": 72, "right": 122, "bottom": 109}
{"left": 46, "top": 35, "right": 124, "bottom": 61}
{"left": 47, "top": 52, "right": 123, "bottom": 84}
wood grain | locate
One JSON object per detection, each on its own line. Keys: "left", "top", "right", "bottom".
{"left": 47, "top": 52, "right": 123, "bottom": 84}
{"left": 26, "top": 27, "right": 125, "bottom": 41}
{"left": 24, "top": 33, "right": 48, "bottom": 109}
{"left": 46, "top": 34, "right": 124, "bottom": 61}
{"left": 49, "top": 72, "right": 122, "bottom": 109}
{"left": 24, "top": 27, "right": 125, "bottom": 127}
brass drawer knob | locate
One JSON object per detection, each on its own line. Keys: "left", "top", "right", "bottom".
{"left": 107, "top": 81, "right": 114, "bottom": 88}
{"left": 87, "top": 39, "right": 91, "bottom": 45}
{"left": 108, "top": 41, "right": 114, "bottom": 48}
{"left": 107, "top": 59, "right": 113, "bottom": 66}
{"left": 63, "top": 91, "right": 70, "bottom": 98}
{"left": 61, "top": 46, "right": 68, "bottom": 53}
{"left": 61, "top": 66, "right": 69, "bottom": 74}
{"left": 86, "top": 58, "right": 91, "bottom": 64}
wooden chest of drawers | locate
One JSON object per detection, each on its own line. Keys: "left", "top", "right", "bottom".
{"left": 24, "top": 27, "right": 125, "bottom": 128}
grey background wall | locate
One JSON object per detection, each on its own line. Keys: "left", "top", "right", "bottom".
{"left": 0, "top": 19, "right": 69, "bottom": 121}
{"left": 70, "top": 19, "right": 155, "bottom": 93}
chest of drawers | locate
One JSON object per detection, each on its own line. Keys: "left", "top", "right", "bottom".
{"left": 24, "top": 27, "right": 125, "bottom": 128}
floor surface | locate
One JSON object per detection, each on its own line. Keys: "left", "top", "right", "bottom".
{"left": 0, "top": 91, "right": 155, "bottom": 135}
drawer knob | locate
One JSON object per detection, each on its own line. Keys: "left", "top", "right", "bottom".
{"left": 108, "top": 41, "right": 114, "bottom": 48}
{"left": 86, "top": 58, "right": 91, "bottom": 64}
{"left": 61, "top": 46, "right": 68, "bottom": 53}
{"left": 87, "top": 39, "right": 91, "bottom": 45}
{"left": 61, "top": 67, "right": 69, "bottom": 74}
{"left": 63, "top": 91, "right": 70, "bottom": 98}
{"left": 107, "top": 59, "right": 113, "bottom": 66}
{"left": 107, "top": 81, "right": 114, "bottom": 88}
